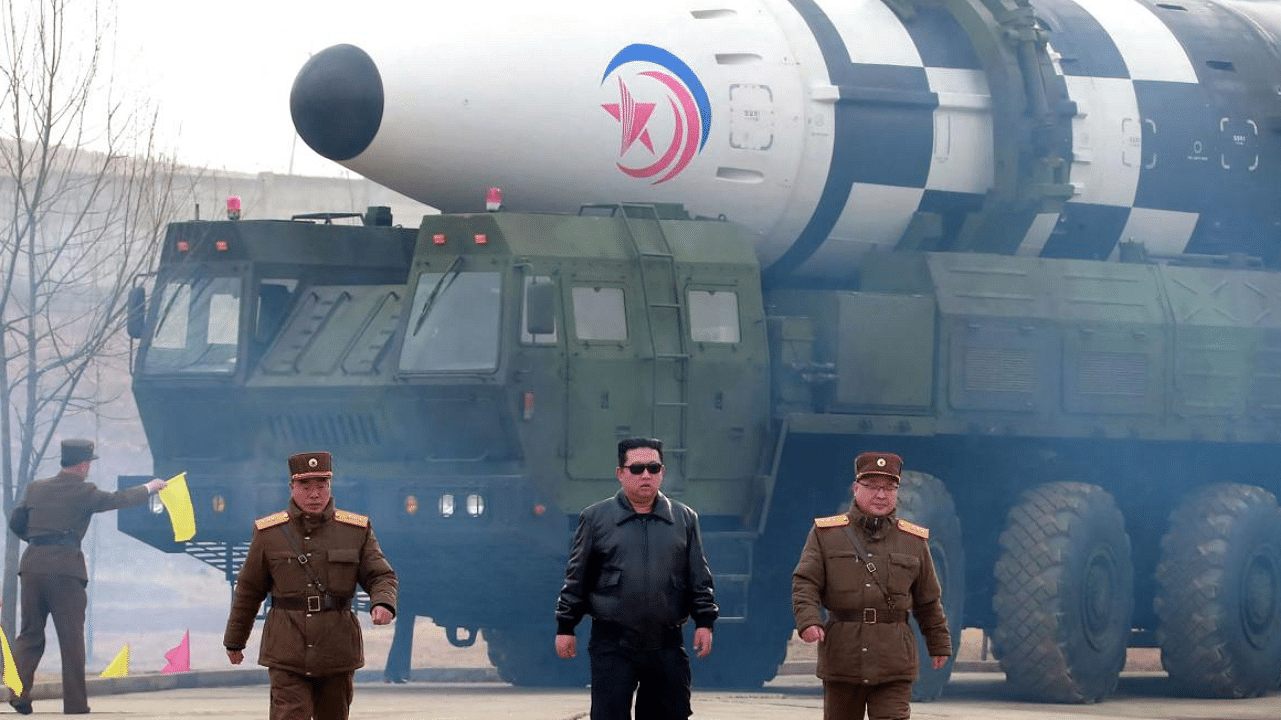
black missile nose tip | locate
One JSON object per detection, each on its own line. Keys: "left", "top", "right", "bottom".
{"left": 290, "top": 44, "right": 384, "bottom": 162}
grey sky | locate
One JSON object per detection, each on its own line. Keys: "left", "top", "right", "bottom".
{"left": 109, "top": 0, "right": 362, "bottom": 177}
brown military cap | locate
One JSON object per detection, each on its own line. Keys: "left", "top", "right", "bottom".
{"left": 288, "top": 451, "right": 333, "bottom": 481}
{"left": 61, "top": 439, "right": 99, "bottom": 467}
{"left": 855, "top": 452, "right": 902, "bottom": 482}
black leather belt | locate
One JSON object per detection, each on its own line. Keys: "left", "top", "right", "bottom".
{"left": 270, "top": 595, "right": 352, "bottom": 612}
{"left": 27, "top": 535, "right": 79, "bottom": 547}
{"left": 830, "top": 608, "right": 908, "bottom": 624}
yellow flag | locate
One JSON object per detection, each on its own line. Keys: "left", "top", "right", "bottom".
{"left": 100, "top": 644, "right": 129, "bottom": 678}
{"left": 0, "top": 626, "right": 23, "bottom": 695}
{"left": 158, "top": 472, "right": 196, "bottom": 542}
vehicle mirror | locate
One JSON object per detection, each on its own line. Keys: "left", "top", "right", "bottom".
{"left": 126, "top": 286, "right": 146, "bottom": 339}
{"left": 526, "top": 282, "right": 556, "bottom": 336}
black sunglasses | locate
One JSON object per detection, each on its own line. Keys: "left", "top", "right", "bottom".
{"left": 624, "top": 462, "right": 664, "bottom": 476}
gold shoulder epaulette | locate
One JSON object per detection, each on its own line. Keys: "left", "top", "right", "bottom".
{"left": 814, "top": 514, "right": 850, "bottom": 528}
{"left": 898, "top": 518, "right": 930, "bottom": 540}
{"left": 255, "top": 511, "right": 289, "bottom": 530}
{"left": 334, "top": 509, "right": 369, "bottom": 528}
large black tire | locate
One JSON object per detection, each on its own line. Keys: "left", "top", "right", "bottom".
{"left": 690, "top": 610, "right": 793, "bottom": 688}
{"left": 897, "top": 471, "right": 965, "bottom": 701}
{"left": 1154, "top": 483, "right": 1281, "bottom": 698}
{"left": 991, "top": 482, "right": 1133, "bottom": 703}
{"left": 485, "top": 624, "right": 590, "bottom": 687}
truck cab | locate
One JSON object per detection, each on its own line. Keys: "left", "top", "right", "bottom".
{"left": 119, "top": 203, "right": 773, "bottom": 685}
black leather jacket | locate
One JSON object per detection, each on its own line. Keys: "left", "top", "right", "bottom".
{"left": 556, "top": 491, "right": 718, "bottom": 639}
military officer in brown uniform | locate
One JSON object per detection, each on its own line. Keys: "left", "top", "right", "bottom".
{"left": 7, "top": 439, "right": 168, "bottom": 715}
{"left": 792, "top": 452, "right": 951, "bottom": 720}
{"left": 223, "top": 451, "right": 398, "bottom": 720}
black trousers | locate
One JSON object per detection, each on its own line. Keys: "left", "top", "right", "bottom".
{"left": 587, "top": 624, "right": 691, "bottom": 720}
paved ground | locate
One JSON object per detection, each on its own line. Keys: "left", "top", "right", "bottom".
{"left": 14, "top": 672, "right": 1278, "bottom": 719}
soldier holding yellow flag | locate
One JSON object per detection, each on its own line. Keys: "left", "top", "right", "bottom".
{"left": 6, "top": 439, "right": 167, "bottom": 715}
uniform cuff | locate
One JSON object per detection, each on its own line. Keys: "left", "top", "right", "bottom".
{"left": 556, "top": 619, "right": 579, "bottom": 635}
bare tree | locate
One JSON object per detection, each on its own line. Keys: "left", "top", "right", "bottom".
{"left": 0, "top": 0, "right": 189, "bottom": 634}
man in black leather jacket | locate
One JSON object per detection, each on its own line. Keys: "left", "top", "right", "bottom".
{"left": 555, "top": 437, "right": 717, "bottom": 720}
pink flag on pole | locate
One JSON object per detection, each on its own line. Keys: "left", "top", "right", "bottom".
{"left": 161, "top": 630, "right": 191, "bottom": 674}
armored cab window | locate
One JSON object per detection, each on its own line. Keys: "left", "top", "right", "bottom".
{"left": 254, "top": 279, "right": 298, "bottom": 351}
{"left": 143, "top": 276, "right": 241, "bottom": 374}
{"left": 399, "top": 270, "right": 502, "bottom": 372}
{"left": 572, "top": 286, "right": 627, "bottom": 341}
{"left": 689, "top": 289, "right": 740, "bottom": 343}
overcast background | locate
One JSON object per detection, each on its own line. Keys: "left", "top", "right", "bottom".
{"left": 109, "top": 0, "right": 362, "bottom": 177}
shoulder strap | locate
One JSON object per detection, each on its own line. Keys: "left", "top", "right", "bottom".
{"left": 276, "top": 524, "right": 327, "bottom": 594}
{"left": 333, "top": 509, "right": 368, "bottom": 528}
{"left": 840, "top": 524, "right": 897, "bottom": 610}
{"left": 255, "top": 511, "right": 289, "bottom": 530}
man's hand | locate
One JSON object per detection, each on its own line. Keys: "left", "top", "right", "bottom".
{"left": 144, "top": 478, "right": 168, "bottom": 493}
{"left": 693, "top": 627, "right": 713, "bottom": 658}
{"left": 931, "top": 655, "right": 948, "bottom": 670}
{"left": 226, "top": 649, "right": 244, "bottom": 665}
{"left": 555, "top": 634, "right": 576, "bottom": 659}
{"left": 800, "top": 625, "right": 825, "bottom": 643}
{"left": 371, "top": 605, "right": 393, "bottom": 625}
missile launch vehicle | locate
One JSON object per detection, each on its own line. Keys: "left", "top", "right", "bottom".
{"left": 119, "top": 0, "right": 1281, "bottom": 702}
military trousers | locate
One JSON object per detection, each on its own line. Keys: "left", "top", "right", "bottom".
{"left": 822, "top": 678, "right": 913, "bottom": 720}
{"left": 268, "top": 667, "right": 354, "bottom": 720}
{"left": 587, "top": 623, "right": 691, "bottom": 720}
{"left": 13, "top": 573, "right": 90, "bottom": 714}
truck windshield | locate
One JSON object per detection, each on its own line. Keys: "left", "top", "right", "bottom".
{"left": 142, "top": 276, "right": 241, "bottom": 374}
{"left": 398, "top": 270, "right": 501, "bottom": 373}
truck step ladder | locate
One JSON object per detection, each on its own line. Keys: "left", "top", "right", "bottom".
{"left": 608, "top": 203, "right": 692, "bottom": 493}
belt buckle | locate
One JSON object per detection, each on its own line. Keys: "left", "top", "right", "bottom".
{"left": 862, "top": 608, "right": 877, "bottom": 624}
{"left": 307, "top": 595, "right": 322, "bottom": 612}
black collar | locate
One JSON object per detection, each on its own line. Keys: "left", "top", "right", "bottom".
{"left": 614, "top": 490, "right": 674, "bottom": 524}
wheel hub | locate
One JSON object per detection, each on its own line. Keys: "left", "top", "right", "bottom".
{"left": 1240, "top": 551, "right": 1278, "bottom": 649}
{"left": 1082, "top": 547, "right": 1117, "bottom": 651}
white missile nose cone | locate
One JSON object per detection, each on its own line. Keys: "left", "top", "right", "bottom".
{"left": 290, "top": 43, "right": 384, "bottom": 162}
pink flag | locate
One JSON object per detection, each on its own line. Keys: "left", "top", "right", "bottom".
{"left": 161, "top": 631, "right": 191, "bottom": 674}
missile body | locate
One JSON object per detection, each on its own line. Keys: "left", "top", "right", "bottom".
{"left": 291, "top": 0, "right": 1281, "bottom": 283}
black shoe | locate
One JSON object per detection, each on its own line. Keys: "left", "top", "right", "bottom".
{"left": 8, "top": 698, "right": 31, "bottom": 715}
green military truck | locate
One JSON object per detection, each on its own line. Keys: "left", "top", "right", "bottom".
{"left": 119, "top": 202, "right": 1281, "bottom": 702}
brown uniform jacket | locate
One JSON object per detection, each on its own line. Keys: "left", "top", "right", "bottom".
{"left": 14, "top": 471, "right": 149, "bottom": 581}
{"left": 223, "top": 499, "right": 398, "bottom": 676}
{"left": 792, "top": 506, "right": 951, "bottom": 684}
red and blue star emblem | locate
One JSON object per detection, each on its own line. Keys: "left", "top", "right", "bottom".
{"left": 601, "top": 44, "right": 712, "bottom": 184}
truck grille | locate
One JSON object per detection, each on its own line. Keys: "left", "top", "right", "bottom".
{"left": 963, "top": 347, "right": 1035, "bottom": 393}
{"left": 266, "top": 413, "right": 383, "bottom": 447}
{"left": 1078, "top": 352, "right": 1147, "bottom": 396}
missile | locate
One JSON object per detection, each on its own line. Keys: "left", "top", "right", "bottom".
{"left": 290, "top": 0, "right": 1281, "bottom": 283}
